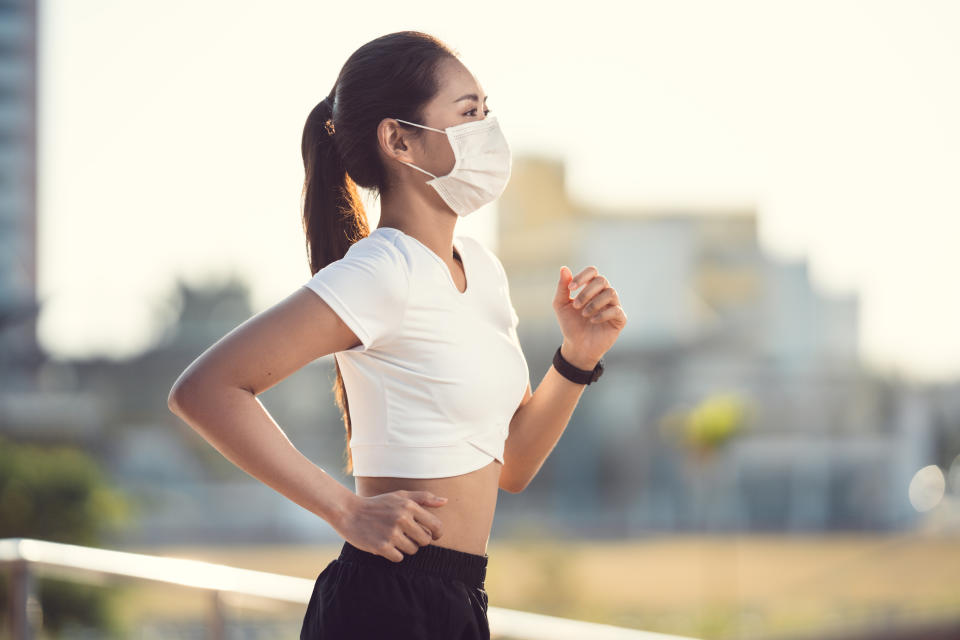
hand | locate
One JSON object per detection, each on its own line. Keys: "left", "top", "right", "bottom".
{"left": 553, "top": 265, "right": 628, "bottom": 368}
{"left": 335, "top": 490, "right": 447, "bottom": 562}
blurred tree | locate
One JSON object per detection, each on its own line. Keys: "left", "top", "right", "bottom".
{"left": 0, "top": 435, "right": 133, "bottom": 637}
{"left": 659, "top": 391, "right": 754, "bottom": 628}
{"left": 659, "top": 391, "right": 753, "bottom": 461}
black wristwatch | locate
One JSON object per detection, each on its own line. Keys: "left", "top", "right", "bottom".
{"left": 553, "top": 346, "right": 604, "bottom": 385}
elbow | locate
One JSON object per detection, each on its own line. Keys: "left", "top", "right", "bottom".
{"left": 167, "top": 383, "right": 186, "bottom": 416}
{"left": 168, "top": 374, "right": 249, "bottom": 419}
{"left": 509, "top": 479, "right": 530, "bottom": 494}
{"left": 505, "top": 482, "right": 528, "bottom": 494}
{"left": 499, "top": 468, "right": 528, "bottom": 494}
{"left": 167, "top": 372, "right": 201, "bottom": 416}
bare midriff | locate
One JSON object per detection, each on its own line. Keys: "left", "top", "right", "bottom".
{"left": 354, "top": 458, "right": 502, "bottom": 557}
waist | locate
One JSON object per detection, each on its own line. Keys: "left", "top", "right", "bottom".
{"left": 338, "top": 539, "right": 488, "bottom": 589}
{"left": 355, "top": 458, "right": 503, "bottom": 556}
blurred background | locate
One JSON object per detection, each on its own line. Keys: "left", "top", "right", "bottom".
{"left": 2, "top": 0, "right": 959, "bottom": 638}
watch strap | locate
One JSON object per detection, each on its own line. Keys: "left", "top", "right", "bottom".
{"left": 553, "top": 346, "right": 604, "bottom": 385}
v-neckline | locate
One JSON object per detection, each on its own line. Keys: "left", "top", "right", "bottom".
{"left": 377, "top": 227, "right": 469, "bottom": 296}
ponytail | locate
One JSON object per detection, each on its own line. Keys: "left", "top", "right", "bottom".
{"left": 300, "top": 91, "right": 369, "bottom": 475}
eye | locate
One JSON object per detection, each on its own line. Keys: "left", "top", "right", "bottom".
{"left": 467, "top": 107, "right": 492, "bottom": 116}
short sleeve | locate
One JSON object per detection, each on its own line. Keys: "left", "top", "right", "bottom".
{"left": 302, "top": 236, "right": 410, "bottom": 351}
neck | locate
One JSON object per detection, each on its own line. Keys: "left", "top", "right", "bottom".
{"left": 378, "top": 187, "right": 459, "bottom": 262}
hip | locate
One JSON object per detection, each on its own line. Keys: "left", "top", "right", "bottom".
{"left": 300, "top": 540, "right": 490, "bottom": 639}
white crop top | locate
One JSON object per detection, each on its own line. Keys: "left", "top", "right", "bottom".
{"left": 302, "top": 226, "right": 529, "bottom": 478}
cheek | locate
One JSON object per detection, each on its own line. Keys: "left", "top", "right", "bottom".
{"left": 429, "top": 137, "right": 456, "bottom": 176}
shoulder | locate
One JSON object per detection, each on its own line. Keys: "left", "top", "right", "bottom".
{"left": 302, "top": 229, "right": 413, "bottom": 351}
{"left": 342, "top": 229, "right": 412, "bottom": 278}
{"left": 305, "top": 229, "right": 411, "bottom": 301}
{"left": 346, "top": 228, "right": 407, "bottom": 259}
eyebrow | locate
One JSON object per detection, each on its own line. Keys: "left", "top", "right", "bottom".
{"left": 453, "top": 93, "right": 488, "bottom": 103}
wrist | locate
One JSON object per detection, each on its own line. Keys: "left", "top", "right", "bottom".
{"left": 560, "top": 340, "right": 599, "bottom": 371}
{"left": 322, "top": 484, "right": 359, "bottom": 529}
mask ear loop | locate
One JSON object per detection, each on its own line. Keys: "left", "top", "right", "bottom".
{"left": 395, "top": 118, "right": 447, "bottom": 134}
{"left": 394, "top": 118, "right": 447, "bottom": 180}
{"left": 399, "top": 160, "right": 439, "bottom": 180}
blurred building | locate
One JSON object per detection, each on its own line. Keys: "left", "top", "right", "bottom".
{"left": 493, "top": 155, "right": 942, "bottom": 535}
{"left": 498, "top": 155, "right": 858, "bottom": 370}
{"left": 0, "top": 0, "right": 42, "bottom": 380}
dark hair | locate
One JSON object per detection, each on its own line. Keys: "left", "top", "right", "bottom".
{"left": 301, "top": 31, "right": 458, "bottom": 475}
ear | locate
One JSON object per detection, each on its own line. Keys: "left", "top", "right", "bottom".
{"left": 378, "top": 117, "right": 416, "bottom": 163}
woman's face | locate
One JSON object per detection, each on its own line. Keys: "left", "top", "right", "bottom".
{"left": 391, "top": 57, "right": 491, "bottom": 179}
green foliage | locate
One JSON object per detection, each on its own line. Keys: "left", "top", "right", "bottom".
{"left": 659, "top": 391, "right": 753, "bottom": 457}
{"left": 0, "top": 435, "right": 133, "bottom": 637}
{"left": 684, "top": 392, "right": 750, "bottom": 449}
{"left": 0, "top": 436, "right": 131, "bottom": 544}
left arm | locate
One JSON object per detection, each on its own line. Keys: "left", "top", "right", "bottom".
{"left": 498, "top": 265, "right": 627, "bottom": 493}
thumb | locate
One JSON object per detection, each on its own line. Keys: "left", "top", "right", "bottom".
{"left": 555, "top": 265, "right": 574, "bottom": 306}
{"left": 411, "top": 491, "right": 448, "bottom": 504}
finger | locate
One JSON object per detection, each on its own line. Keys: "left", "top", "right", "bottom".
{"left": 554, "top": 266, "right": 575, "bottom": 307}
{"left": 407, "top": 490, "right": 449, "bottom": 506}
{"left": 381, "top": 543, "right": 404, "bottom": 563}
{"left": 412, "top": 504, "right": 445, "bottom": 540}
{"left": 571, "top": 275, "right": 608, "bottom": 309}
{"left": 567, "top": 266, "right": 598, "bottom": 296}
{"left": 579, "top": 288, "right": 618, "bottom": 318}
{"left": 589, "top": 303, "right": 625, "bottom": 323}
{"left": 402, "top": 496, "right": 444, "bottom": 539}
{"left": 399, "top": 512, "right": 433, "bottom": 546}
{"left": 401, "top": 516, "right": 434, "bottom": 547}
{"left": 393, "top": 529, "right": 420, "bottom": 555}
{"left": 420, "top": 522, "right": 437, "bottom": 540}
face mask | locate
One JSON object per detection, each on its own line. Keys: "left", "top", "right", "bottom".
{"left": 395, "top": 115, "right": 512, "bottom": 217}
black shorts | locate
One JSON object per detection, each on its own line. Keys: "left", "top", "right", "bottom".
{"left": 299, "top": 539, "right": 490, "bottom": 639}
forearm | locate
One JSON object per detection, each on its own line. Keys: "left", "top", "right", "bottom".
{"left": 501, "top": 341, "right": 597, "bottom": 492}
{"left": 169, "top": 383, "right": 357, "bottom": 528}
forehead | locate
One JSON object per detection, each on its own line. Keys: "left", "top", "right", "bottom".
{"left": 435, "top": 57, "right": 485, "bottom": 100}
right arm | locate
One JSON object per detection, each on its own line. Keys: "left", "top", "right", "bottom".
{"left": 167, "top": 286, "right": 446, "bottom": 560}
{"left": 167, "top": 287, "right": 363, "bottom": 528}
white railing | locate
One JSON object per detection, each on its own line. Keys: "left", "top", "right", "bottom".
{"left": 0, "top": 537, "right": 700, "bottom": 640}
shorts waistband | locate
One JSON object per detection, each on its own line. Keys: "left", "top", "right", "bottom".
{"left": 338, "top": 540, "right": 488, "bottom": 589}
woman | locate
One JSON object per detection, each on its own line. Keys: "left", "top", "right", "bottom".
{"left": 168, "top": 30, "right": 626, "bottom": 640}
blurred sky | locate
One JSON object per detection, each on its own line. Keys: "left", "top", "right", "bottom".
{"left": 38, "top": 0, "right": 960, "bottom": 381}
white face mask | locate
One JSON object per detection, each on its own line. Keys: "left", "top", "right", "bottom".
{"left": 395, "top": 115, "right": 512, "bottom": 217}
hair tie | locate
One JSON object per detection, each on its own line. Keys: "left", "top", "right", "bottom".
{"left": 319, "top": 96, "right": 336, "bottom": 137}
